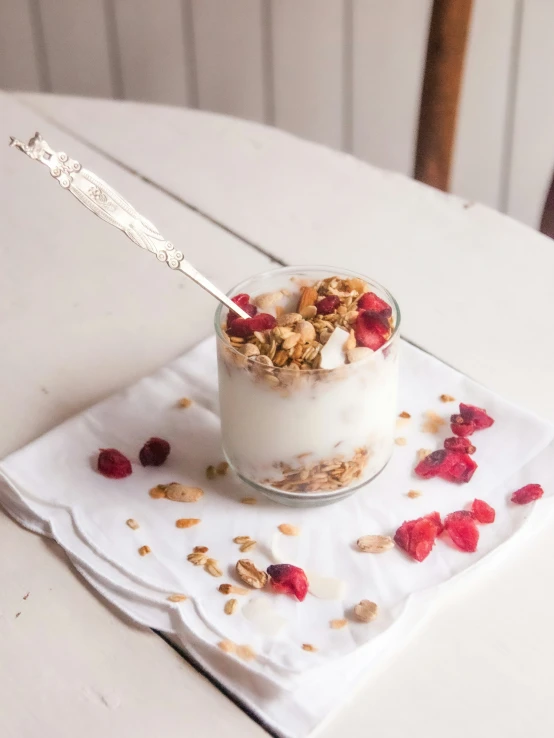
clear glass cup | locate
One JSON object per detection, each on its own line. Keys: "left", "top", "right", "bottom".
{"left": 214, "top": 266, "right": 401, "bottom": 507}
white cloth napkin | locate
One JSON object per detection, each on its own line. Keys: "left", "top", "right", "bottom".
{"left": 1, "top": 337, "right": 554, "bottom": 738}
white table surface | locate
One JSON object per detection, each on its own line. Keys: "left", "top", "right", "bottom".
{"left": 2, "top": 90, "right": 554, "bottom": 738}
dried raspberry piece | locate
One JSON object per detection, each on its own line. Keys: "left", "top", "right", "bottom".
{"left": 459, "top": 403, "right": 494, "bottom": 430}
{"left": 414, "top": 449, "right": 453, "bottom": 479}
{"left": 444, "top": 511, "right": 479, "bottom": 552}
{"left": 471, "top": 499, "right": 495, "bottom": 523}
{"left": 394, "top": 513, "right": 442, "bottom": 562}
{"left": 450, "top": 414, "right": 476, "bottom": 437}
{"left": 357, "top": 292, "right": 392, "bottom": 318}
{"left": 227, "top": 293, "right": 257, "bottom": 328}
{"left": 440, "top": 452, "right": 477, "bottom": 483}
{"left": 424, "top": 511, "right": 444, "bottom": 534}
{"left": 267, "top": 564, "right": 309, "bottom": 601}
{"left": 444, "top": 436, "right": 476, "bottom": 454}
{"left": 228, "top": 312, "right": 277, "bottom": 338}
{"left": 139, "top": 437, "right": 171, "bottom": 467}
{"left": 97, "top": 448, "right": 132, "bottom": 479}
{"left": 316, "top": 295, "right": 341, "bottom": 315}
{"left": 354, "top": 311, "right": 389, "bottom": 350}
{"left": 511, "top": 484, "right": 544, "bottom": 505}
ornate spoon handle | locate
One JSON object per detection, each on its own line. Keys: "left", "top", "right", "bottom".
{"left": 9, "top": 132, "right": 250, "bottom": 320}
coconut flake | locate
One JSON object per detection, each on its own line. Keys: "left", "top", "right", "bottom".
{"left": 242, "top": 598, "right": 287, "bottom": 636}
{"left": 306, "top": 571, "right": 347, "bottom": 600}
{"left": 319, "top": 326, "right": 350, "bottom": 370}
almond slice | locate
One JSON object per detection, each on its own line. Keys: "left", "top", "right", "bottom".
{"left": 356, "top": 535, "right": 395, "bottom": 553}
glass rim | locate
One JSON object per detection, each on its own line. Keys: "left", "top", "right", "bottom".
{"left": 214, "top": 264, "right": 401, "bottom": 373}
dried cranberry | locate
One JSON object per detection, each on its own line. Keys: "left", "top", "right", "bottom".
{"left": 511, "top": 484, "right": 544, "bottom": 505}
{"left": 471, "top": 499, "right": 495, "bottom": 523}
{"left": 139, "top": 437, "right": 171, "bottom": 467}
{"left": 227, "top": 293, "right": 257, "bottom": 328}
{"left": 97, "top": 448, "right": 132, "bottom": 479}
{"left": 227, "top": 312, "right": 277, "bottom": 338}
{"left": 267, "top": 564, "right": 309, "bottom": 601}
{"left": 444, "top": 511, "right": 479, "bottom": 552}
{"left": 394, "top": 513, "right": 442, "bottom": 562}
{"left": 414, "top": 449, "right": 453, "bottom": 479}
{"left": 357, "top": 292, "right": 392, "bottom": 318}
{"left": 354, "top": 311, "right": 389, "bottom": 350}
{"left": 459, "top": 403, "right": 494, "bottom": 430}
{"left": 316, "top": 295, "right": 341, "bottom": 315}
{"left": 441, "top": 452, "right": 477, "bottom": 483}
{"left": 415, "top": 449, "right": 476, "bottom": 483}
{"left": 450, "top": 414, "right": 476, "bottom": 437}
{"left": 444, "top": 436, "right": 476, "bottom": 454}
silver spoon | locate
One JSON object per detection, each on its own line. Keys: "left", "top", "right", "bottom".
{"left": 9, "top": 132, "right": 250, "bottom": 320}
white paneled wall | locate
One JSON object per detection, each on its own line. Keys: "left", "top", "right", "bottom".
{"left": 0, "top": 0, "right": 550, "bottom": 229}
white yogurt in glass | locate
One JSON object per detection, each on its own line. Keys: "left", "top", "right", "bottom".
{"left": 215, "top": 267, "right": 400, "bottom": 506}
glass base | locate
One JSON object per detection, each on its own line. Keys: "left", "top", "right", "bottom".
{"left": 235, "top": 454, "right": 392, "bottom": 508}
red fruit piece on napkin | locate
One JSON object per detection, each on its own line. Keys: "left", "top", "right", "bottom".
{"left": 227, "top": 312, "right": 277, "bottom": 338}
{"left": 267, "top": 564, "right": 309, "bottom": 601}
{"left": 97, "top": 448, "right": 132, "bottom": 479}
{"left": 444, "top": 511, "right": 479, "bottom": 552}
{"left": 139, "top": 437, "right": 170, "bottom": 467}
{"left": 511, "top": 484, "right": 544, "bottom": 505}
{"left": 357, "top": 292, "right": 392, "bottom": 318}
{"left": 444, "top": 436, "right": 476, "bottom": 454}
{"left": 471, "top": 499, "right": 495, "bottom": 523}
{"left": 354, "top": 311, "right": 389, "bottom": 350}
{"left": 440, "top": 452, "right": 477, "bottom": 483}
{"left": 459, "top": 403, "right": 495, "bottom": 430}
{"left": 450, "top": 414, "right": 476, "bottom": 437}
{"left": 394, "top": 513, "right": 443, "bottom": 562}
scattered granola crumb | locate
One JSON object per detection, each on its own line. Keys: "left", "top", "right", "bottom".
{"left": 422, "top": 410, "right": 446, "bottom": 434}
{"left": 187, "top": 552, "right": 207, "bottom": 566}
{"left": 218, "top": 583, "right": 250, "bottom": 595}
{"left": 138, "top": 545, "right": 151, "bottom": 556}
{"left": 15, "top": 612, "right": 21, "bottom": 619}
{"left": 417, "top": 448, "right": 432, "bottom": 461}
{"left": 354, "top": 600, "right": 379, "bottom": 623}
{"left": 149, "top": 485, "right": 167, "bottom": 499}
{"left": 330, "top": 619, "right": 348, "bottom": 630}
{"left": 399, "top": 411, "right": 411, "bottom": 419}
{"left": 167, "top": 594, "right": 187, "bottom": 603}
{"left": 356, "top": 535, "right": 395, "bottom": 553}
{"left": 205, "top": 558, "right": 223, "bottom": 577}
{"left": 194, "top": 545, "right": 209, "bottom": 553}
{"left": 239, "top": 539, "right": 257, "bottom": 552}
{"left": 175, "top": 518, "right": 201, "bottom": 528}
{"left": 440, "top": 394, "right": 456, "bottom": 403}
{"left": 216, "top": 461, "right": 229, "bottom": 476}
{"left": 407, "top": 490, "right": 422, "bottom": 499}
{"left": 233, "top": 536, "right": 251, "bottom": 544}
{"left": 178, "top": 397, "right": 192, "bottom": 408}
{"left": 218, "top": 639, "right": 236, "bottom": 654}
{"left": 206, "top": 465, "right": 217, "bottom": 480}
{"left": 23, "top": 593, "right": 30, "bottom": 600}
{"left": 302, "top": 643, "right": 318, "bottom": 652}
{"left": 278, "top": 523, "right": 301, "bottom": 536}
{"left": 164, "top": 483, "right": 203, "bottom": 502}
{"left": 394, "top": 437, "right": 407, "bottom": 446}
{"left": 126, "top": 518, "right": 140, "bottom": 530}
{"left": 224, "top": 598, "right": 238, "bottom": 615}
{"left": 236, "top": 644, "right": 256, "bottom": 661}
{"left": 236, "top": 559, "right": 268, "bottom": 589}
{"left": 241, "top": 497, "right": 257, "bottom": 505}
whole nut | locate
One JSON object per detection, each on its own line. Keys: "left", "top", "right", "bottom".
{"left": 354, "top": 599, "right": 379, "bottom": 623}
{"left": 297, "top": 320, "right": 316, "bottom": 342}
{"left": 356, "top": 535, "right": 395, "bottom": 553}
{"left": 236, "top": 559, "right": 268, "bottom": 589}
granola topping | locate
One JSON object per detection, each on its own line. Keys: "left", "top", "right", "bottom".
{"left": 236, "top": 559, "right": 268, "bottom": 589}
{"left": 264, "top": 447, "right": 369, "bottom": 493}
